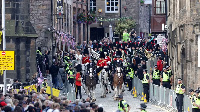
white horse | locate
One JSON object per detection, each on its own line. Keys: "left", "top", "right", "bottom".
{"left": 85, "top": 67, "right": 96, "bottom": 102}
{"left": 81, "top": 63, "right": 89, "bottom": 93}
{"left": 98, "top": 67, "right": 109, "bottom": 98}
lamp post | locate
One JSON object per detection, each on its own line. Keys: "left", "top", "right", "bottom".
{"left": 86, "top": 0, "right": 89, "bottom": 43}
{"left": 2, "top": 0, "right": 6, "bottom": 95}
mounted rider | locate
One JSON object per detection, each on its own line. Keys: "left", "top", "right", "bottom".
{"left": 96, "top": 52, "right": 108, "bottom": 76}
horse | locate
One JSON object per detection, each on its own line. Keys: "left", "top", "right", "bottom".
{"left": 85, "top": 64, "right": 97, "bottom": 102}
{"left": 81, "top": 63, "right": 89, "bottom": 93}
{"left": 98, "top": 67, "right": 109, "bottom": 98}
{"left": 113, "top": 66, "right": 124, "bottom": 100}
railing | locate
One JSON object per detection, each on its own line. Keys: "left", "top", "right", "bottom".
{"left": 132, "top": 57, "right": 193, "bottom": 112}
{"left": 47, "top": 74, "right": 76, "bottom": 102}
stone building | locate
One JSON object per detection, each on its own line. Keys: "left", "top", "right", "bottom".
{"left": 167, "top": 0, "right": 200, "bottom": 90}
{"left": 73, "top": 0, "right": 88, "bottom": 44}
{"left": 0, "top": 0, "right": 38, "bottom": 82}
{"left": 88, "top": 0, "right": 151, "bottom": 41}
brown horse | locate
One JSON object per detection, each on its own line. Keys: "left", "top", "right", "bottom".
{"left": 113, "top": 66, "right": 124, "bottom": 100}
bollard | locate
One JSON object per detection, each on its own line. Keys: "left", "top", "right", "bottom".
{"left": 144, "top": 94, "right": 147, "bottom": 103}
{"left": 133, "top": 90, "right": 137, "bottom": 98}
{"left": 141, "top": 92, "right": 144, "bottom": 101}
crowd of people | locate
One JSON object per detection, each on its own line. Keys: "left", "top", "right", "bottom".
{"left": 1, "top": 28, "right": 174, "bottom": 112}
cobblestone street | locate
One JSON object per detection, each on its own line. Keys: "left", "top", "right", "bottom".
{"left": 82, "top": 84, "right": 168, "bottom": 112}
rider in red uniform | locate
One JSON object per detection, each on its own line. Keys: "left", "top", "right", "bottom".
{"left": 96, "top": 52, "right": 107, "bottom": 74}
{"left": 82, "top": 48, "right": 90, "bottom": 64}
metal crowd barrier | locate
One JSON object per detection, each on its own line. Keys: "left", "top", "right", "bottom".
{"left": 132, "top": 57, "right": 193, "bottom": 112}
{"left": 47, "top": 74, "right": 76, "bottom": 102}
{"left": 133, "top": 77, "right": 192, "bottom": 112}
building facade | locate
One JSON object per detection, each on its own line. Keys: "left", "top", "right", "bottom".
{"left": 0, "top": 0, "right": 38, "bottom": 82}
{"left": 73, "top": 0, "right": 88, "bottom": 44}
{"left": 151, "top": 0, "right": 166, "bottom": 35}
{"left": 88, "top": 0, "right": 151, "bottom": 41}
{"left": 167, "top": 0, "right": 200, "bottom": 90}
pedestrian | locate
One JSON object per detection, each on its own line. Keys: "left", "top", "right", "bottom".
{"left": 157, "top": 57, "right": 163, "bottom": 72}
{"left": 175, "top": 78, "right": 185, "bottom": 112}
{"left": 49, "top": 62, "right": 59, "bottom": 89}
{"left": 167, "top": 66, "right": 173, "bottom": 89}
{"left": 140, "top": 103, "right": 147, "bottom": 112}
{"left": 122, "top": 29, "right": 130, "bottom": 42}
{"left": 190, "top": 89, "right": 199, "bottom": 112}
{"left": 129, "top": 29, "right": 136, "bottom": 41}
{"left": 75, "top": 64, "right": 82, "bottom": 99}
{"left": 142, "top": 70, "right": 149, "bottom": 102}
{"left": 151, "top": 65, "right": 160, "bottom": 86}
{"left": 67, "top": 65, "right": 75, "bottom": 87}
{"left": 192, "top": 90, "right": 200, "bottom": 111}
{"left": 127, "top": 64, "right": 134, "bottom": 91}
{"left": 117, "top": 95, "right": 130, "bottom": 112}
{"left": 161, "top": 68, "right": 171, "bottom": 89}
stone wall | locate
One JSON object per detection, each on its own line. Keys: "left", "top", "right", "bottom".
{"left": 139, "top": 4, "right": 151, "bottom": 36}
{"left": 30, "top": 0, "right": 52, "bottom": 54}
{"left": 5, "top": 37, "right": 37, "bottom": 82}
{"left": 122, "top": 0, "right": 140, "bottom": 35}
{"left": 168, "top": 0, "right": 200, "bottom": 91}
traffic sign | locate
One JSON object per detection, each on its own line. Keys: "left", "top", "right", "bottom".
{"left": 0, "top": 51, "right": 15, "bottom": 70}
{"left": 2, "top": 51, "right": 5, "bottom": 55}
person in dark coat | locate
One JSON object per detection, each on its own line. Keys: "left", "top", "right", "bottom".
{"left": 136, "top": 64, "right": 143, "bottom": 80}
{"left": 49, "top": 62, "right": 59, "bottom": 88}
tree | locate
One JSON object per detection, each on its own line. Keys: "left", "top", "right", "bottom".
{"left": 115, "top": 19, "right": 136, "bottom": 36}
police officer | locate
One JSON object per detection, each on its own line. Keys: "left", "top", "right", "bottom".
{"left": 67, "top": 65, "right": 75, "bottom": 86}
{"left": 127, "top": 65, "right": 134, "bottom": 91}
{"left": 42, "top": 78, "right": 48, "bottom": 89}
{"left": 175, "top": 78, "right": 185, "bottom": 112}
{"left": 118, "top": 95, "right": 130, "bottom": 112}
{"left": 167, "top": 66, "right": 173, "bottom": 89}
{"left": 142, "top": 70, "right": 149, "bottom": 102}
{"left": 64, "top": 53, "right": 70, "bottom": 65}
{"left": 191, "top": 89, "right": 199, "bottom": 112}
{"left": 193, "top": 90, "right": 200, "bottom": 111}
{"left": 140, "top": 103, "right": 147, "bottom": 112}
{"left": 151, "top": 65, "right": 160, "bottom": 86}
{"left": 161, "top": 68, "right": 170, "bottom": 89}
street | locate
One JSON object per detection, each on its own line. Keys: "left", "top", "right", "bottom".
{"left": 81, "top": 84, "right": 168, "bottom": 112}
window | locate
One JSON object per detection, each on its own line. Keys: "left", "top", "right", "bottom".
{"left": 105, "top": 0, "right": 119, "bottom": 13}
{"left": 90, "top": 0, "right": 96, "bottom": 12}
{"left": 155, "top": 0, "right": 165, "bottom": 14}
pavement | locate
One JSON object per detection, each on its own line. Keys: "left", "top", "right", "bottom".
{"left": 81, "top": 84, "right": 168, "bottom": 112}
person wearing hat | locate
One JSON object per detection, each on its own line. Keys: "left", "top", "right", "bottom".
{"left": 82, "top": 48, "right": 90, "bottom": 65}
{"left": 140, "top": 103, "right": 147, "bottom": 112}
{"left": 67, "top": 65, "right": 75, "bottom": 86}
{"left": 192, "top": 90, "right": 200, "bottom": 111}
{"left": 161, "top": 68, "right": 171, "bottom": 89}
{"left": 126, "top": 64, "right": 134, "bottom": 91}
{"left": 167, "top": 66, "right": 173, "bottom": 89}
{"left": 75, "top": 64, "right": 82, "bottom": 99}
{"left": 118, "top": 95, "right": 130, "bottom": 112}
{"left": 151, "top": 65, "right": 161, "bottom": 86}
{"left": 42, "top": 78, "right": 48, "bottom": 89}
{"left": 142, "top": 70, "right": 150, "bottom": 102}
{"left": 96, "top": 51, "right": 107, "bottom": 75}
{"left": 175, "top": 78, "right": 185, "bottom": 112}
{"left": 64, "top": 53, "right": 70, "bottom": 65}
{"left": 190, "top": 89, "right": 199, "bottom": 112}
